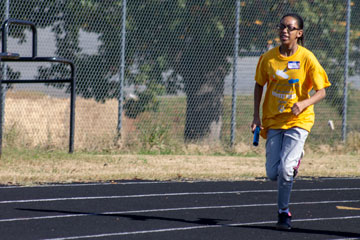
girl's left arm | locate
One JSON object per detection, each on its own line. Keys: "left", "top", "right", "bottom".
{"left": 291, "top": 88, "right": 326, "bottom": 116}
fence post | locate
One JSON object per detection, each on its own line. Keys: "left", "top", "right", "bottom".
{"left": 231, "top": 0, "right": 241, "bottom": 147}
{"left": 0, "top": 0, "right": 9, "bottom": 157}
{"left": 342, "top": 0, "right": 351, "bottom": 142}
{"left": 117, "top": 0, "right": 127, "bottom": 138}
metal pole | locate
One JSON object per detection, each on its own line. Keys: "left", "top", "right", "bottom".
{"left": 342, "top": 0, "right": 351, "bottom": 142}
{"left": 0, "top": 64, "right": 3, "bottom": 158}
{"left": 230, "top": 0, "right": 240, "bottom": 147}
{"left": 69, "top": 63, "right": 76, "bottom": 153}
{"left": 0, "top": 0, "right": 10, "bottom": 158}
{"left": 117, "top": 0, "right": 127, "bottom": 137}
{"left": 5, "top": 0, "right": 9, "bottom": 24}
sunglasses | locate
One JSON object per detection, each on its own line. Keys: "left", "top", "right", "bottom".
{"left": 277, "top": 23, "right": 301, "bottom": 32}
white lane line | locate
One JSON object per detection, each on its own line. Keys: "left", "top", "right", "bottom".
{"left": 1, "top": 187, "right": 360, "bottom": 204}
{"left": 41, "top": 215, "right": 360, "bottom": 240}
{"left": 1, "top": 199, "right": 359, "bottom": 223}
{"left": 0, "top": 190, "right": 276, "bottom": 204}
{"left": 329, "top": 238, "right": 360, "bottom": 240}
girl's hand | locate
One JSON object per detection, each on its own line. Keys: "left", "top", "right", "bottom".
{"left": 251, "top": 118, "right": 262, "bottom": 133}
{"left": 291, "top": 102, "right": 305, "bottom": 116}
{"left": 291, "top": 88, "right": 326, "bottom": 116}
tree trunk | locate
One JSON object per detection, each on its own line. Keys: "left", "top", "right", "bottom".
{"left": 184, "top": 67, "right": 225, "bottom": 142}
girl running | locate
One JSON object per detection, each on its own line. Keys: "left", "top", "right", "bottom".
{"left": 251, "top": 13, "right": 331, "bottom": 230}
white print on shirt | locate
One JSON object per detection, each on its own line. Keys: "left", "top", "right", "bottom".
{"left": 276, "top": 69, "right": 289, "bottom": 79}
{"left": 272, "top": 91, "right": 296, "bottom": 100}
{"left": 272, "top": 67, "right": 300, "bottom": 113}
{"left": 278, "top": 105, "right": 285, "bottom": 113}
{"left": 277, "top": 98, "right": 289, "bottom": 113}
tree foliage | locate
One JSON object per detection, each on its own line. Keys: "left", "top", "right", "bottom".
{"left": 2, "top": 0, "right": 359, "bottom": 140}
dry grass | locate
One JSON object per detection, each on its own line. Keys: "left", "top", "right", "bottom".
{"left": 1, "top": 90, "right": 359, "bottom": 186}
{"left": 4, "top": 90, "right": 360, "bottom": 153}
{"left": 0, "top": 150, "right": 359, "bottom": 186}
{"left": 300, "top": 154, "right": 360, "bottom": 177}
{"left": 5, "top": 92, "right": 69, "bottom": 148}
{"left": 5, "top": 91, "right": 129, "bottom": 150}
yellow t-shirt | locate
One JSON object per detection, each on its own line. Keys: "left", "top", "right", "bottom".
{"left": 255, "top": 45, "right": 331, "bottom": 139}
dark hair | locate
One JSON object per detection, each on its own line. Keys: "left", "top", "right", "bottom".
{"left": 281, "top": 13, "right": 304, "bottom": 46}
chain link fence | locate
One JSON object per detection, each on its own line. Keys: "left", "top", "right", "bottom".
{"left": 0, "top": 0, "right": 359, "bottom": 153}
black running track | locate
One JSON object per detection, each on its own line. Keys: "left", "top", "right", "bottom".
{"left": 1, "top": 178, "right": 360, "bottom": 240}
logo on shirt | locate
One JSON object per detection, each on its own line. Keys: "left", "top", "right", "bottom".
{"left": 288, "top": 79, "right": 299, "bottom": 84}
{"left": 276, "top": 69, "right": 289, "bottom": 79}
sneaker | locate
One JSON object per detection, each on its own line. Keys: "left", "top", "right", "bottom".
{"left": 293, "top": 150, "right": 305, "bottom": 178}
{"left": 276, "top": 212, "right": 292, "bottom": 230}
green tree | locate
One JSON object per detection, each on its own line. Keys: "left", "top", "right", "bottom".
{"left": 3, "top": 0, "right": 122, "bottom": 101}
{"left": 295, "top": 0, "right": 348, "bottom": 114}
{"left": 3, "top": 0, "right": 359, "bottom": 143}
{"left": 124, "top": 0, "right": 236, "bottom": 141}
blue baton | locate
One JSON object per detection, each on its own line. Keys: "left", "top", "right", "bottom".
{"left": 253, "top": 126, "right": 260, "bottom": 146}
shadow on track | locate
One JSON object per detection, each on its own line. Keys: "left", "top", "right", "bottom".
{"left": 16, "top": 207, "right": 228, "bottom": 226}
{"left": 236, "top": 225, "right": 360, "bottom": 239}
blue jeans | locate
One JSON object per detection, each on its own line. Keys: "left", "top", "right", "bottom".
{"left": 266, "top": 127, "right": 308, "bottom": 210}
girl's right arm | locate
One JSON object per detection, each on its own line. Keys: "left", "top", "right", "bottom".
{"left": 251, "top": 82, "right": 263, "bottom": 132}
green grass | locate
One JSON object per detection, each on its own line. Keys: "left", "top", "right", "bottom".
{"left": 134, "top": 91, "right": 360, "bottom": 151}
